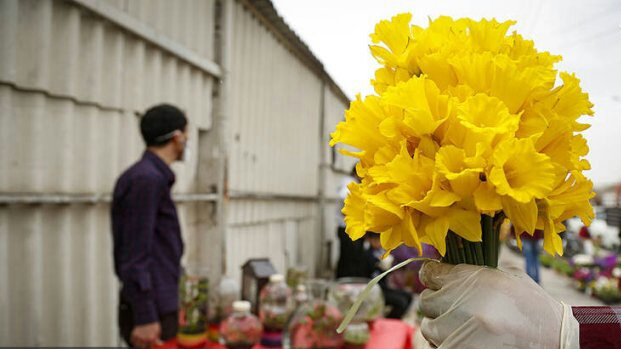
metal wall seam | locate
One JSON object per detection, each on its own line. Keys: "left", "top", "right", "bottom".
{"left": 0, "top": 208, "right": 8, "bottom": 343}
{"left": 228, "top": 1, "right": 243, "bottom": 193}
{"left": 251, "top": 12, "right": 265, "bottom": 195}
{"left": 323, "top": 88, "right": 355, "bottom": 201}
{"left": 238, "top": 4, "right": 252, "bottom": 193}
{"left": 0, "top": 193, "right": 219, "bottom": 205}
{"left": 226, "top": 199, "right": 315, "bottom": 226}
{"left": 71, "top": 0, "right": 221, "bottom": 78}
{"left": 1, "top": 0, "right": 218, "bottom": 114}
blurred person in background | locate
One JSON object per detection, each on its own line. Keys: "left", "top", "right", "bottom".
{"left": 390, "top": 244, "right": 440, "bottom": 293}
{"left": 364, "top": 233, "right": 413, "bottom": 319}
{"left": 514, "top": 226, "right": 543, "bottom": 284}
{"left": 335, "top": 166, "right": 368, "bottom": 278}
{"left": 111, "top": 104, "right": 189, "bottom": 348}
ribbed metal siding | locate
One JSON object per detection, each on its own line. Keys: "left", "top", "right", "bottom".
{"left": 321, "top": 88, "right": 354, "bottom": 269}
{"left": 0, "top": 205, "right": 117, "bottom": 346}
{"left": 223, "top": 1, "right": 330, "bottom": 281}
{"left": 323, "top": 88, "right": 356, "bottom": 180}
{"left": 227, "top": 1, "right": 322, "bottom": 196}
{"left": 225, "top": 199, "right": 317, "bottom": 279}
{"left": 0, "top": 0, "right": 217, "bottom": 346}
{"left": 101, "top": 0, "right": 215, "bottom": 61}
{"left": 0, "top": 0, "right": 215, "bottom": 194}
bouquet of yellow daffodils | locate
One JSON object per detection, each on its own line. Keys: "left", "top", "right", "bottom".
{"left": 330, "top": 14, "right": 595, "bottom": 268}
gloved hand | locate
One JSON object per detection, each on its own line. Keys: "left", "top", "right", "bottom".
{"left": 415, "top": 261, "right": 579, "bottom": 349}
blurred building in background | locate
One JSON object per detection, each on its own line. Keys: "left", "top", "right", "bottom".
{"left": 0, "top": 0, "right": 354, "bottom": 345}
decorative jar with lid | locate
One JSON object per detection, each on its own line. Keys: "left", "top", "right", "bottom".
{"left": 259, "top": 274, "right": 293, "bottom": 347}
{"left": 288, "top": 280, "right": 344, "bottom": 349}
{"left": 220, "top": 301, "right": 263, "bottom": 349}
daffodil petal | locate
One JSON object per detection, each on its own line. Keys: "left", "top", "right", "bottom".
{"left": 448, "top": 209, "right": 482, "bottom": 242}
{"left": 502, "top": 196, "right": 537, "bottom": 235}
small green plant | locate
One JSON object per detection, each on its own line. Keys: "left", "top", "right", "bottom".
{"left": 179, "top": 275, "right": 209, "bottom": 335}
{"left": 539, "top": 254, "right": 554, "bottom": 268}
{"left": 551, "top": 258, "right": 575, "bottom": 277}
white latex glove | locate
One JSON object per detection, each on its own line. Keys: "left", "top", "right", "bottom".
{"left": 416, "top": 261, "right": 579, "bottom": 349}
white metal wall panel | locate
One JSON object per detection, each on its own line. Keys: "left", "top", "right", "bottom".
{"left": 322, "top": 202, "right": 340, "bottom": 270}
{"left": 0, "top": 1, "right": 214, "bottom": 194}
{"left": 0, "top": 86, "right": 202, "bottom": 194}
{"left": 0, "top": 205, "right": 118, "bottom": 346}
{"left": 101, "top": 0, "right": 216, "bottom": 61}
{"left": 0, "top": 0, "right": 218, "bottom": 346}
{"left": 177, "top": 201, "right": 221, "bottom": 285}
{"left": 225, "top": 199, "right": 317, "bottom": 279}
{"left": 0, "top": 0, "right": 353, "bottom": 345}
{"left": 0, "top": 202, "right": 207, "bottom": 346}
{"left": 228, "top": 2, "right": 322, "bottom": 196}
{"left": 295, "top": 216, "right": 320, "bottom": 275}
{"left": 320, "top": 88, "right": 352, "bottom": 271}
{"left": 323, "top": 88, "right": 356, "bottom": 184}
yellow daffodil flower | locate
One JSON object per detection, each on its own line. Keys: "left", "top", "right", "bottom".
{"left": 331, "top": 14, "right": 595, "bottom": 258}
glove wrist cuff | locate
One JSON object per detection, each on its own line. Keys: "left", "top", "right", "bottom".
{"left": 560, "top": 302, "right": 580, "bottom": 349}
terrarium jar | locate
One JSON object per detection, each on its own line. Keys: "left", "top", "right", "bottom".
{"left": 343, "top": 322, "right": 370, "bottom": 349}
{"left": 259, "top": 274, "right": 293, "bottom": 347}
{"left": 288, "top": 280, "right": 344, "bottom": 349}
{"left": 207, "top": 276, "right": 241, "bottom": 342}
{"left": 329, "top": 277, "right": 384, "bottom": 324}
{"left": 220, "top": 301, "right": 263, "bottom": 349}
{"left": 293, "top": 284, "right": 309, "bottom": 308}
{"left": 177, "top": 266, "right": 209, "bottom": 349}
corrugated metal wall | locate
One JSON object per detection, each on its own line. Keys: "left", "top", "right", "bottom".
{"left": 321, "top": 86, "right": 357, "bottom": 270}
{"left": 0, "top": 0, "right": 352, "bottom": 345}
{"left": 0, "top": 0, "right": 218, "bottom": 345}
{"left": 228, "top": 1, "right": 322, "bottom": 196}
{"left": 221, "top": 1, "right": 351, "bottom": 279}
{"left": 223, "top": 1, "right": 323, "bottom": 279}
{"left": 101, "top": 0, "right": 216, "bottom": 61}
{"left": 225, "top": 199, "right": 318, "bottom": 279}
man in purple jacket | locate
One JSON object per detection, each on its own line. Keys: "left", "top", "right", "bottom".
{"left": 112, "top": 104, "right": 189, "bottom": 348}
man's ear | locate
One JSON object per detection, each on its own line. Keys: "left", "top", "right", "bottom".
{"left": 172, "top": 130, "right": 184, "bottom": 143}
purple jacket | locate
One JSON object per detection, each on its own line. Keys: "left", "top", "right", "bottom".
{"left": 111, "top": 151, "right": 184, "bottom": 324}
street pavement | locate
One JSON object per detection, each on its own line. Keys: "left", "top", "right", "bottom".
{"left": 498, "top": 244, "right": 604, "bottom": 306}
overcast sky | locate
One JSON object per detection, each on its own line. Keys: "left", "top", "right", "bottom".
{"left": 271, "top": 0, "right": 621, "bottom": 188}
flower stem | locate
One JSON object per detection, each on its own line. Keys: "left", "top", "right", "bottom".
{"left": 457, "top": 236, "right": 466, "bottom": 264}
{"left": 481, "top": 214, "right": 496, "bottom": 268}
{"left": 474, "top": 241, "right": 484, "bottom": 266}
{"left": 445, "top": 232, "right": 459, "bottom": 264}
{"left": 463, "top": 239, "right": 474, "bottom": 264}
{"left": 444, "top": 214, "right": 500, "bottom": 267}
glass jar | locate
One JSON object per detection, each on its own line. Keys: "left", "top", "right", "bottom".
{"left": 220, "top": 301, "right": 263, "bottom": 349}
{"left": 293, "top": 284, "right": 309, "bottom": 308}
{"left": 329, "top": 277, "right": 384, "bottom": 324}
{"left": 177, "top": 266, "right": 209, "bottom": 349}
{"left": 288, "top": 280, "right": 344, "bottom": 349}
{"left": 343, "top": 322, "right": 370, "bottom": 349}
{"left": 259, "top": 274, "right": 293, "bottom": 332}
{"left": 208, "top": 276, "right": 241, "bottom": 342}
{"left": 259, "top": 274, "right": 293, "bottom": 347}
{"left": 286, "top": 265, "right": 309, "bottom": 289}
